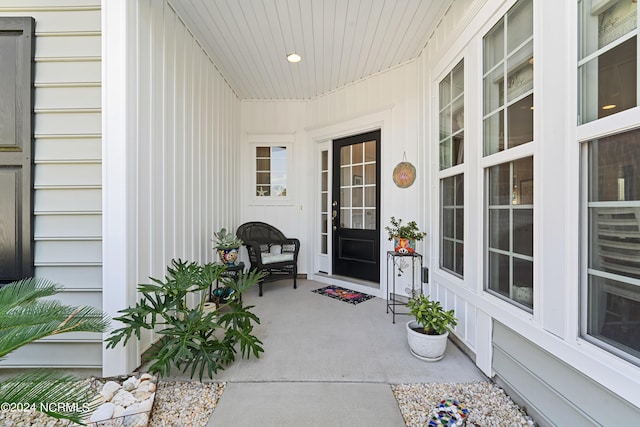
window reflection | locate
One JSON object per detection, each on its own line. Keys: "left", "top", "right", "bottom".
{"left": 579, "top": 0, "right": 638, "bottom": 123}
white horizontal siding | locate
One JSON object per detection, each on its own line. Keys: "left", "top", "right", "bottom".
{"left": 35, "top": 85, "right": 100, "bottom": 110}
{"left": 35, "top": 188, "right": 101, "bottom": 213}
{"left": 36, "top": 33, "right": 101, "bottom": 57}
{"left": 43, "top": 289, "right": 102, "bottom": 309}
{"left": 35, "top": 240, "right": 101, "bottom": 265}
{"left": 34, "top": 265, "right": 102, "bottom": 289}
{"left": 34, "top": 162, "right": 101, "bottom": 187}
{"left": 0, "top": 7, "right": 99, "bottom": 33}
{"left": 35, "top": 136, "right": 101, "bottom": 161}
{"left": 35, "top": 214, "right": 101, "bottom": 238}
{"left": 0, "top": 1, "right": 103, "bottom": 372}
{"left": 35, "top": 111, "right": 101, "bottom": 135}
{"left": 35, "top": 60, "right": 101, "bottom": 84}
{"left": 0, "top": 0, "right": 99, "bottom": 8}
{"left": 2, "top": 343, "right": 102, "bottom": 369}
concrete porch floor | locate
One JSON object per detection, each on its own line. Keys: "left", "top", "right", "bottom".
{"left": 165, "top": 278, "right": 488, "bottom": 426}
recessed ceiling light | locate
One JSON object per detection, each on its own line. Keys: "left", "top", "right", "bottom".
{"left": 287, "top": 53, "right": 302, "bottom": 63}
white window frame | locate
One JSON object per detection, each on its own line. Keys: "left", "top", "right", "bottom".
{"left": 577, "top": 0, "right": 639, "bottom": 125}
{"left": 578, "top": 110, "right": 640, "bottom": 365}
{"left": 577, "top": 0, "right": 640, "bottom": 364}
{"left": 247, "top": 133, "right": 294, "bottom": 205}
{"left": 438, "top": 59, "right": 465, "bottom": 279}
{"left": 481, "top": 0, "right": 536, "bottom": 311}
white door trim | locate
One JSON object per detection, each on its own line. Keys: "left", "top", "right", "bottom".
{"left": 306, "top": 107, "right": 394, "bottom": 300}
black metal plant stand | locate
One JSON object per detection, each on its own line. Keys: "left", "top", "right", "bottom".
{"left": 209, "top": 262, "right": 245, "bottom": 307}
{"left": 386, "top": 251, "right": 423, "bottom": 324}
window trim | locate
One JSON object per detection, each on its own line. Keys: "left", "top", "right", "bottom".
{"left": 579, "top": 126, "right": 640, "bottom": 366}
{"left": 481, "top": 0, "right": 535, "bottom": 311}
{"left": 247, "top": 133, "right": 294, "bottom": 206}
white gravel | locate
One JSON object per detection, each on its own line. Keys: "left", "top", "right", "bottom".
{"left": 148, "top": 381, "right": 224, "bottom": 426}
{"left": 1, "top": 380, "right": 535, "bottom": 426}
{"left": 392, "top": 382, "right": 536, "bottom": 427}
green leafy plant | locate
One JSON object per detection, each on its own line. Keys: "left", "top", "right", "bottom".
{"left": 406, "top": 294, "right": 457, "bottom": 335}
{"left": 385, "top": 216, "right": 427, "bottom": 241}
{"left": 0, "top": 278, "right": 110, "bottom": 423}
{"left": 106, "top": 259, "right": 266, "bottom": 381}
{"left": 213, "top": 228, "right": 243, "bottom": 249}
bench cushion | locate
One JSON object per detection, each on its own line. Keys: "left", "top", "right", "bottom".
{"left": 261, "top": 252, "right": 295, "bottom": 264}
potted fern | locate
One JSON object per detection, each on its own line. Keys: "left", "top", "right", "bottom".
{"left": 213, "top": 227, "right": 243, "bottom": 266}
{"left": 406, "top": 294, "right": 457, "bottom": 361}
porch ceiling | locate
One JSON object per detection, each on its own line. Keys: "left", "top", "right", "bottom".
{"left": 168, "top": 0, "right": 452, "bottom": 100}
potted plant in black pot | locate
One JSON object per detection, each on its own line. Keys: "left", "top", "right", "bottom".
{"left": 406, "top": 294, "right": 457, "bottom": 361}
{"left": 213, "top": 227, "right": 243, "bottom": 266}
{"left": 385, "top": 216, "right": 426, "bottom": 254}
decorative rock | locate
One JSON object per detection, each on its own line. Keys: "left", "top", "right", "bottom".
{"left": 79, "top": 374, "right": 157, "bottom": 426}
{"left": 100, "top": 381, "right": 122, "bottom": 401}
{"left": 136, "top": 381, "right": 153, "bottom": 393}
{"left": 123, "top": 403, "right": 144, "bottom": 416}
{"left": 133, "top": 390, "right": 153, "bottom": 401}
{"left": 139, "top": 373, "right": 153, "bottom": 382}
{"left": 89, "top": 402, "right": 115, "bottom": 422}
{"left": 123, "top": 376, "right": 140, "bottom": 391}
{"left": 113, "top": 404, "right": 126, "bottom": 419}
{"left": 112, "top": 389, "right": 137, "bottom": 408}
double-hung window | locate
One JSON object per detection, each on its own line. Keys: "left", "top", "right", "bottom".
{"left": 439, "top": 60, "right": 465, "bottom": 277}
{"left": 579, "top": 0, "right": 640, "bottom": 364}
{"left": 578, "top": 0, "right": 637, "bottom": 124}
{"left": 483, "top": 0, "right": 534, "bottom": 310}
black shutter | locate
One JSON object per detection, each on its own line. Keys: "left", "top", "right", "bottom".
{"left": 0, "top": 17, "right": 35, "bottom": 283}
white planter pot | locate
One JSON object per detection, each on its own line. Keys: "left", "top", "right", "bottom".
{"left": 406, "top": 320, "right": 449, "bottom": 362}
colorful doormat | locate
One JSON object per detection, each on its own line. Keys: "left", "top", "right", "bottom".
{"left": 312, "top": 285, "right": 375, "bottom": 305}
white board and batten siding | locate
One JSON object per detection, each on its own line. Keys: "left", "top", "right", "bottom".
{"left": 101, "top": 0, "right": 243, "bottom": 375}
{"left": 0, "top": 1, "right": 102, "bottom": 371}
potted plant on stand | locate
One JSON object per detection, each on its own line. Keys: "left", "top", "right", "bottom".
{"left": 406, "top": 294, "right": 457, "bottom": 361}
{"left": 385, "top": 216, "right": 426, "bottom": 254}
{"left": 213, "top": 228, "right": 243, "bottom": 266}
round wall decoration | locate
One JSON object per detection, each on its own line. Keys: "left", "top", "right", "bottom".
{"left": 393, "top": 161, "right": 416, "bottom": 188}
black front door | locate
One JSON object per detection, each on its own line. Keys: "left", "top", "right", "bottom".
{"left": 332, "top": 130, "right": 380, "bottom": 283}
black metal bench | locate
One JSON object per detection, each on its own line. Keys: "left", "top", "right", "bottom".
{"left": 236, "top": 222, "right": 300, "bottom": 296}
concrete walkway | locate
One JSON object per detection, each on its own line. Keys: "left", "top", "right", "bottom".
{"left": 175, "top": 279, "right": 487, "bottom": 426}
{"left": 209, "top": 382, "right": 406, "bottom": 427}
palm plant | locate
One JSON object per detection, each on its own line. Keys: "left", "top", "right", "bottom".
{"left": 0, "top": 278, "right": 110, "bottom": 423}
